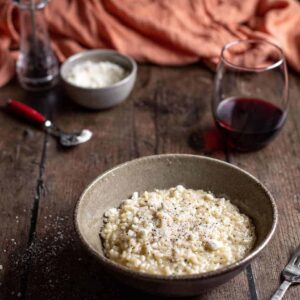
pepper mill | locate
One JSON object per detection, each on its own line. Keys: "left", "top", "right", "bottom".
{"left": 15, "top": 0, "right": 59, "bottom": 90}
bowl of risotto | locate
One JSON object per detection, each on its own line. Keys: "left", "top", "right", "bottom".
{"left": 75, "top": 154, "right": 277, "bottom": 297}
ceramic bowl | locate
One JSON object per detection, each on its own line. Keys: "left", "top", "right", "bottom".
{"left": 75, "top": 154, "right": 277, "bottom": 297}
{"left": 60, "top": 49, "right": 137, "bottom": 109}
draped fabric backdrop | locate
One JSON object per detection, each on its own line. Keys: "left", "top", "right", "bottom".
{"left": 0, "top": 0, "right": 300, "bottom": 87}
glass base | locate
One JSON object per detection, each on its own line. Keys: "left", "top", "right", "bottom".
{"left": 17, "top": 74, "right": 59, "bottom": 91}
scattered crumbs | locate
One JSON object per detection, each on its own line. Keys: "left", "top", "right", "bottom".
{"left": 0, "top": 265, "right": 3, "bottom": 270}
{"left": 44, "top": 216, "right": 47, "bottom": 219}
{"left": 23, "top": 209, "right": 27, "bottom": 212}
{"left": 15, "top": 216, "right": 19, "bottom": 219}
{"left": 3, "top": 214, "right": 77, "bottom": 293}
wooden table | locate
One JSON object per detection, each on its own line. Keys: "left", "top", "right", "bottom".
{"left": 0, "top": 65, "right": 299, "bottom": 300}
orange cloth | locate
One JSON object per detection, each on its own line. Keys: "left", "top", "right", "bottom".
{"left": 0, "top": 0, "right": 300, "bottom": 87}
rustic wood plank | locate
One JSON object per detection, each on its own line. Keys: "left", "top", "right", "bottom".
{"left": 0, "top": 82, "right": 45, "bottom": 299}
{"left": 134, "top": 66, "right": 251, "bottom": 300}
{"left": 24, "top": 73, "right": 147, "bottom": 300}
{"left": 228, "top": 73, "right": 300, "bottom": 300}
{"left": 3, "top": 65, "right": 299, "bottom": 300}
{"left": 23, "top": 65, "right": 252, "bottom": 299}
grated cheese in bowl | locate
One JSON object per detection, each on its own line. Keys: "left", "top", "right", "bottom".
{"left": 66, "top": 60, "right": 127, "bottom": 88}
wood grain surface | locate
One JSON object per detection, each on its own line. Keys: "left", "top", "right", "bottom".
{"left": 0, "top": 66, "right": 299, "bottom": 300}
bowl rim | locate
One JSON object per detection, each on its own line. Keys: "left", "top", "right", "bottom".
{"left": 60, "top": 49, "right": 137, "bottom": 91}
{"left": 74, "top": 154, "right": 278, "bottom": 281}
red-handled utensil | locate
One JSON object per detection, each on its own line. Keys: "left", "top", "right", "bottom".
{"left": 7, "top": 99, "right": 46, "bottom": 124}
{"left": 7, "top": 99, "right": 92, "bottom": 147}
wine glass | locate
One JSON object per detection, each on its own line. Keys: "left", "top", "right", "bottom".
{"left": 212, "top": 39, "right": 288, "bottom": 152}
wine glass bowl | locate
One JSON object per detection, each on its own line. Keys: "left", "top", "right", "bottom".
{"left": 213, "top": 40, "right": 288, "bottom": 152}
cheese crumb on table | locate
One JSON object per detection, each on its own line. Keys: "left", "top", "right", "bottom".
{"left": 100, "top": 186, "right": 256, "bottom": 275}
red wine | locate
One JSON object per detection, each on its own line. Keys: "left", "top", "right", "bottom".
{"left": 215, "top": 97, "right": 286, "bottom": 151}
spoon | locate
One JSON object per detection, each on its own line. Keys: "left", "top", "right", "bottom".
{"left": 6, "top": 99, "right": 92, "bottom": 147}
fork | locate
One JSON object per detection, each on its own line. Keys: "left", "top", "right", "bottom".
{"left": 271, "top": 243, "right": 300, "bottom": 300}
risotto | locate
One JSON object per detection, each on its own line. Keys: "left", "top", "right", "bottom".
{"left": 100, "top": 186, "right": 256, "bottom": 275}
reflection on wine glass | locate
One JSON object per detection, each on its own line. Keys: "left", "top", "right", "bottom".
{"left": 213, "top": 40, "right": 288, "bottom": 152}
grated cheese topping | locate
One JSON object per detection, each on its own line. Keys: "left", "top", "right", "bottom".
{"left": 100, "top": 186, "right": 256, "bottom": 275}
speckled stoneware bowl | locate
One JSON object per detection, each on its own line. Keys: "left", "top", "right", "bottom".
{"left": 60, "top": 49, "right": 137, "bottom": 109}
{"left": 75, "top": 154, "right": 277, "bottom": 297}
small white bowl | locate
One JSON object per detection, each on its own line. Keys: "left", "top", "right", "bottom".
{"left": 60, "top": 49, "right": 137, "bottom": 109}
